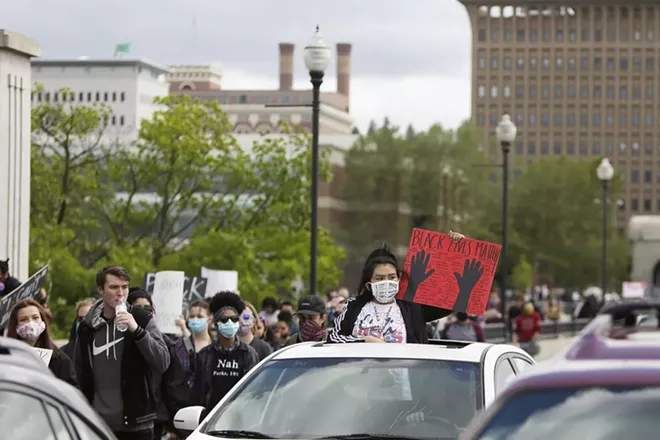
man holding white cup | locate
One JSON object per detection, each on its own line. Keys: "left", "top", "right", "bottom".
{"left": 74, "top": 266, "right": 170, "bottom": 440}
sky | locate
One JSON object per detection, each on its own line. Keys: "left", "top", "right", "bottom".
{"left": 4, "top": 0, "right": 473, "bottom": 132}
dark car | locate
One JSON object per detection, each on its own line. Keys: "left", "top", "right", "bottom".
{"left": 0, "top": 337, "right": 117, "bottom": 440}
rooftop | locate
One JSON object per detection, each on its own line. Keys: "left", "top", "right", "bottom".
{"left": 31, "top": 58, "right": 171, "bottom": 75}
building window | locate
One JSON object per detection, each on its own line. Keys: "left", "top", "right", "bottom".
{"left": 579, "top": 141, "right": 588, "bottom": 155}
{"left": 517, "top": 29, "right": 524, "bottom": 41}
{"left": 607, "top": 86, "right": 614, "bottom": 99}
{"left": 633, "top": 86, "right": 641, "bottom": 100}
{"left": 543, "top": 56, "right": 550, "bottom": 69}
{"left": 478, "top": 56, "right": 486, "bottom": 69}
{"left": 648, "top": 29, "right": 655, "bottom": 41}
{"left": 517, "top": 57, "right": 525, "bottom": 70}
{"left": 478, "top": 85, "right": 485, "bottom": 97}
{"left": 594, "top": 59, "right": 604, "bottom": 74}
{"left": 620, "top": 111, "right": 627, "bottom": 126}
{"left": 554, "top": 112, "right": 562, "bottom": 126}
{"left": 529, "top": 85, "right": 537, "bottom": 98}
{"left": 606, "top": 111, "right": 614, "bottom": 126}
{"left": 490, "top": 112, "right": 498, "bottom": 126}
{"left": 632, "top": 170, "right": 639, "bottom": 183}
{"left": 633, "top": 58, "right": 641, "bottom": 72}
{"left": 503, "top": 85, "right": 511, "bottom": 98}
{"left": 95, "top": 92, "right": 100, "bottom": 101}
{"left": 606, "top": 58, "right": 615, "bottom": 71}
{"left": 621, "top": 28, "right": 629, "bottom": 41}
{"left": 568, "top": 57, "right": 576, "bottom": 70}
{"left": 580, "top": 113, "right": 588, "bottom": 127}
{"left": 594, "top": 85, "right": 601, "bottom": 98}
{"left": 120, "top": 116, "right": 125, "bottom": 126}
{"left": 529, "top": 113, "right": 536, "bottom": 126}
{"left": 553, "top": 141, "right": 562, "bottom": 154}
{"left": 595, "top": 29, "right": 603, "bottom": 41}
{"left": 53, "top": 92, "right": 58, "bottom": 102}
{"left": 634, "top": 30, "right": 642, "bottom": 41}
{"left": 569, "top": 29, "right": 576, "bottom": 41}
{"left": 555, "top": 85, "right": 563, "bottom": 98}
{"left": 515, "top": 141, "right": 523, "bottom": 154}
{"left": 541, "top": 142, "right": 549, "bottom": 155}
{"left": 646, "top": 112, "right": 653, "bottom": 127}
{"left": 112, "top": 92, "right": 117, "bottom": 102}
{"left": 568, "top": 85, "right": 576, "bottom": 98}
{"left": 631, "top": 199, "right": 638, "bottom": 211}
{"left": 504, "top": 29, "right": 512, "bottom": 41}
{"left": 620, "top": 86, "right": 627, "bottom": 99}
{"left": 78, "top": 92, "right": 84, "bottom": 101}
{"left": 541, "top": 113, "right": 549, "bottom": 126}
{"left": 556, "top": 29, "right": 564, "bottom": 41}
{"left": 491, "top": 86, "right": 498, "bottom": 98}
{"left": 104, "top": 92, "right": 109, "bottom": 102}
{"left": 492, "top": 29, "right": 499, "bottom": 41}
{"left": 568, "top": 113, "right": 575, "bottom": 126}
{"left": 633, "top": 142, "right": 640, "bottom": 154}
{"left": 594, "top": 113, "right": 601, "bottom": 126}
{"left": 567, "top": 142, "right": 575, "bottom": 154}
{"left": 645, "top": 170, "right": 653, "bottom": 183}
{"left": 478, "top": 29, "right": 486, "bottom": 42}
{"left": 645, "top": 140, "right": 653, "bottom": 154}
{"left": 606, "top": 142, "right": 613, "bottom": 155}
{"left": 491, "top": 57, "right": 498, "bottom": 69}
{"left": 504, "top": 57, "right": 511, "bottom": 70}
{"left": 542, "top": 85, "right": 550, "bottom": 99}
{"left": 516, "top": 85, "right": 524, "bottom": 98}
{"left": 581, "top": 57, "right": 589, "bottom": 70}
{"left": 120, "top": 92, "right": 125, "bottom": 102}
{"left": 646, "top": 86, "right": 653, "bottom": 98}
{"left": 530, "top": 29, "right": 537, "bottom": 41}
{"left": 620, "top": 143, "right": 627, "bottom": 153}
{"left": 647, "top": 58, "right": 655, "bottom": 71}
{"left": 607, "top": 28, "right": 616, "bottom": 41}
{"left": 556, "top": 57, "right": 563, "bottom": 69}
{"left": 543, "top": 30, "right": 551, "bottom": 41}
{"left": 582, "top": 29, "right": 589, "bottom": 41}
{"left": 528, "top": 141, "right": 536, "bottom": 154}
{"left": 530, "top": 57, "right": 537, "bottom": 69}
{"left": 515, "top": 114, "right": 524, "bottom": 127}
{"left": 644, "top": 199, "right": 651, "bottom": 212}
{"left": 593, "top": 141, "right": 601, "bottom": 154}
{"left": 633, "top": 111, "right": 640, "bottom": 127}
{"left": 111, "top": 115, "right": 116, "bottom": 125}
{"left": 620, "top": 58, "right": 629, "bottom": 70}
{"left": 87, "top": 92, "right": 91, "bottom": 101}
{"left": 477, "top": 113, "right": 485, "bottom": 126}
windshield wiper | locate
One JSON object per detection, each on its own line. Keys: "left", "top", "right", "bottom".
{"left": 317, "top": 434, "right": 452, "bottom": 440}
{"left": 205, "top": 429, "right": 275, "bottom": 438}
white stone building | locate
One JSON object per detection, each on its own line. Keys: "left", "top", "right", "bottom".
{"left": 0, "top": 30, "right": 40, "bottom": 280}
{"left": 31, "top": 58, "right": 170, "bottom": 140}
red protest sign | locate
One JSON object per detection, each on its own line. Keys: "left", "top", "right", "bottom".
{"left": 396, "top": 228, "right": 501, "bottom": 316}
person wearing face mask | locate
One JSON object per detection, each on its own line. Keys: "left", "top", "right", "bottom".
{"left": 327, "top": 232, "right": 464, "bottom": 344}
{"left": 190, "top": 291, "right": 259, "bottom": 412}
{"left": 238, "top": 301, "right": 273, "bottom": 361}
{"left": 61, "top": 298, "right": 96, "bottom": 361}
{"left": 174, "top": 300, "right": 214, "bottom": 389}
{"left": 7, "top": 299, "right": 78, "bottom": 386}
{"left": 0, "top": 259, "right": 21, "bottom": 298}
{"left": 284, "top": 295, "right": 328, "bottom": 346}
{"left": 512, "top": 302, "right": 542, "bottom": 357}
{"left": 440, "top": 312, "right": 485, "bottom": 342}
{"left": 127, "top": 288, "right": 189, "bottom": 440}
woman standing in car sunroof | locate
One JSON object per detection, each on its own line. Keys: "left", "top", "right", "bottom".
{"left": 327, "top": 231, "right": 465, "bottom": 344}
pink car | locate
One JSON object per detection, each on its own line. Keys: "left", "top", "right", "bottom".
{"left": 460, "top": 300, "right": 660, "bottom": 440}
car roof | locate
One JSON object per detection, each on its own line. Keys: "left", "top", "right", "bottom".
{"left": 503, "top": 359, "right": 660, "bottom": 396}
{"left": 0, "top": 338, "right": 109, "bottom": 430}
{"left": 271, "top": 340, "right": 494, "bottom": 363}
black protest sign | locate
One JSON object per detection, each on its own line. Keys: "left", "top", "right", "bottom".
{"left": 0, "top": 265, "right": 49, "bottom": 329}
{"left": 143, "top": 272, "right": 208, "bottom": 312}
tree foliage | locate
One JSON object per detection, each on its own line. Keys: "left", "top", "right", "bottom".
{"left": 29, "top": 90, "right": 345, "bottom": 335}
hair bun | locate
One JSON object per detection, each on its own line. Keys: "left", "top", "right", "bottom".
{"left": 365, "top": 242, "right": 397, "bottom": 265}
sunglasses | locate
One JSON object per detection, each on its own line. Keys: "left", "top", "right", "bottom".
{"left": 217, "top": 316, "right": 240, "bottom": 324}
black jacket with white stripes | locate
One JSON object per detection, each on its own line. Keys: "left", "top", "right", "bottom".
{"left": 326, "top": 293, "right": 451, "bottom": 344}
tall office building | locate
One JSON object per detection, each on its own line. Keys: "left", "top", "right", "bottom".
{"left": 460, "top": 2, "right": 660, "bottom": 224}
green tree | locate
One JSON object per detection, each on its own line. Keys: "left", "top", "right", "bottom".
{"left": 511, "top": 255, "right": 533, "bottom": 290}
{"left": 505, "top": 157, "right": 629, "bottom": 288}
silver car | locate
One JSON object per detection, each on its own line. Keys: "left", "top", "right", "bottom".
{"left": 0, "top": 336, "right": 117, "bottom": 440}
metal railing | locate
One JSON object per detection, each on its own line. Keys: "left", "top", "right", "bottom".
{"left": 483, "top": 318, "right": 592, "bottom": 344}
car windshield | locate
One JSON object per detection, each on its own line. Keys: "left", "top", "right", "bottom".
{"left": 479, "top": 386, "right": 660, "bottom": 440}
{"left": 203, "top": 357, "right": 481, "bottom": 439}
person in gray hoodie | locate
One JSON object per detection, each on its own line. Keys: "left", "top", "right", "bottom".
{"left": 74, "top": 266, "right": 170, "bottom": 440}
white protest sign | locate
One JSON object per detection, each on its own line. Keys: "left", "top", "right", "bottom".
{"left": 201, "top": 267, "right": 238, "bottom": 297}
{"left": 152, "top": 271, "right": 185, "bottom": 334}
{"left": 622, "top": 281, "right": 646, "bottom": 299}
{"left": 34, "top": 348, "right": 53, "bottom": 366}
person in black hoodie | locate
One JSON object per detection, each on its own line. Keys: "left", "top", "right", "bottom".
{"left": 190, "top": 291, "right": 259, "bottom": 414}
{"left": 75, "top": 266, "right": 170, "bottom": 440}
{"left": 0, "top": 259, "right": 21, "bottom": 297}
{"left": 127, "top": 288, "right": 190, "bottom": 440}
{"left": 327, "top": 233, "right": 467, "bottom": 344}
{"left": 6, "top": 298, "right": 77, "bottom": 386}
{"left": 61, "top": 297, "right": 96, "bottom": 360}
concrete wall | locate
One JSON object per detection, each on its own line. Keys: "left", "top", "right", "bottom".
{"left": 0, "top": 30, "right": 40, "bottom": 280}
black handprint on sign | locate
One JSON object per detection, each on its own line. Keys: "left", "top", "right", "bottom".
{"left": 452, "top": 258, "right": 485, "bottom": 313}
{"left": 402, "top": 250, "right": 435, "bottom": 302}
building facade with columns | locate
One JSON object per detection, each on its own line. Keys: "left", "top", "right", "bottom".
{"left": 166, "top": 42, "right": 354, "bottom": 135}
{"left": 0, "top": 30, "right": 40, "bottom": 281}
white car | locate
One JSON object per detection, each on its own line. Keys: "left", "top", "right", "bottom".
{"left": 175, "top": 339, "right": 535, "bottom": 440}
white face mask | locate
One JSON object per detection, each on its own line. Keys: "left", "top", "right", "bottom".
{"left": 370, "top": 280, "right": 399, "bottom": 303}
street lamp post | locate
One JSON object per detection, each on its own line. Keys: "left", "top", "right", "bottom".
{"left": 495, "top": 114, "right": 517, "bottom": 320}
{"left": 303, "top": 26, "right": 331, "bottom": 295}
{"left": 597, "top": 158, "right": 614, "bottom": 299}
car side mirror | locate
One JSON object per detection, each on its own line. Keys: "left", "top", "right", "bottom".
{"left": 173, "top": 406, "right": 206, "bottom": 436}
